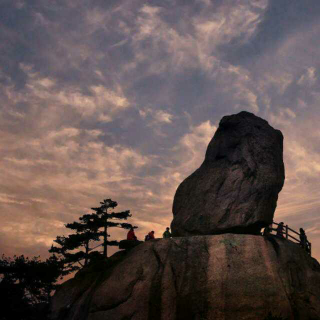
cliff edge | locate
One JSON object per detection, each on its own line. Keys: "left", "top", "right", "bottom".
{"left": 50, "top": 234, "right": 320, "bottom": 320}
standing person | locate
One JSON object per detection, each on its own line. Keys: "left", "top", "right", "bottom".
{"left": 127, "top": 227, "right": 137, "bottom": 241}
{"left": 299, "top": 228, "right": 307, "bottom": 250}
{"left": 276, "top": 222, "right": 284, "bottom": 238}
{"left": 163, "top": 227, "right": 172, "bottom": 238}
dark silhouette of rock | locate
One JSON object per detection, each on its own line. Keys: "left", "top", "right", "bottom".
{"left": 118, "top": 239, "right": 143, "bottom": 250}
{"left": 171, "top": 111, "right": 285, "bottom": 236}
{"left": 49, "top": 234, "right": 320, "bottom": 320}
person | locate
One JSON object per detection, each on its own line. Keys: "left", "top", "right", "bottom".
{"left": 127, "top": 227, "right": 137, "bottom": 241}
{"left": 276, "top": 222, "right": 284, "bottom": 238}
{"left": 148, "top": 231, "right": 155, "bottom": 240}
{"left": 299, "top": 228, "right": 307, "bottom": 250}
{"left": 145, "top": 231, "right": 155, "bottom": 241}
{"left": 163, "top": 227, "right": 172, "bottom": 238}
{"left": 263, "top": 225, "right": 272, "bottom": 236}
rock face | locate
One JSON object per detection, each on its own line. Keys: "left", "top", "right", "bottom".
{"left": 50, "top": 234, "right": 320, "bottom": 320}
{"left": 171, "top": 111, "right": 285, "bottom": 236}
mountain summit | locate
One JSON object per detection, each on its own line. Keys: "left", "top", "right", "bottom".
{"left": 50, "top": 112, "right": 320, "bottom": 320}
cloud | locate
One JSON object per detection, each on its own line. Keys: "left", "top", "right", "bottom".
{"left": 154, "top": 110, "right": 173, "bottom": 123}
{"left": 1, "top": 0, "right": 320, "bottom": 264}
{"left": 18, "top": 64, "right": 129, "bottom": 119}
{"left": 221, "top": 0, "right": 320, "bottom": 65}
{"left": 139, "top": 108, "right": 173, "bottom": 124}
{"left": 297, "top": 67, "right": 317, "bottom": 87}
{"left": 128, "top": 1, "right": 266, "bottom": 77}
{"left": 0, "top": 121, "right": 154, "bottom": 256}
{"left": 178, "top": 120, "right": 217, "bottom": 166}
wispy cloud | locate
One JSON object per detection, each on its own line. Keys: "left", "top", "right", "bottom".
{"left": 0, "top": 0, "right": 320, "bottom": 262}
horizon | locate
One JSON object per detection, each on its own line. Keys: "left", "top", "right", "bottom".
{"left": 0, "top": 0, "right": 319, "bottom": 263}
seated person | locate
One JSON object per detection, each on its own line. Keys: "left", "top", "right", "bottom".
{"left": 148, "top": 231, "right": 155, "bottom": 240}
{"left": 127, "top": 227, "right": 137, "bottom": 241}
{"left": 163, "top": 227, "right": 172, "bottom": 238}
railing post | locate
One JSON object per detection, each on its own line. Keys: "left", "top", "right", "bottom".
{"left": 286, "top": 225, "right": 288, "bottom": 239}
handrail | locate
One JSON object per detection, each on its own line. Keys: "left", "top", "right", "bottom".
{"left": 265, "top": 222, "right": 312, "bottom": 256}
{"left": 287, "top": 234, "right": 300, "bottom": 243}
{"left": 287, "top": 226, "right": 300, "bottom": 236}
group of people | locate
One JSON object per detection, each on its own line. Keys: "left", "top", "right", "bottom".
{"left": 126, "top": 227, "right": 172, "bottom": 242}
{"left": 263, "top": 222, "right": 310, "bottom": 253}
{"left": 128, "top": 223, "right": 311, "bottom": 254}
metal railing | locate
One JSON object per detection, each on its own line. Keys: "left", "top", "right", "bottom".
{"left": 264, "top": 221, "right": 312, "bottom": 255}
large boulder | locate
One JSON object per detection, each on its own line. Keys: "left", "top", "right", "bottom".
{"left": 50, "top": 235, "right": 320, "bottom": 320}
{"left": 171, "top": 111, "right": 285, "bottom": 236}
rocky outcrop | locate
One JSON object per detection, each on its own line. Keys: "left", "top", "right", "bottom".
{"left": 50, "top": 234, "right": 320, "bottom": 320}
{"left": 171, "top": 111, "right": 285, "bottom": 236}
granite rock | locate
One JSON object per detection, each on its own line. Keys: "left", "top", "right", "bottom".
{"left": 171, "top": 111, "right": 285, "bottom": 236}
{"left": 50, "top": 234, "right": 320, "bottom": 320}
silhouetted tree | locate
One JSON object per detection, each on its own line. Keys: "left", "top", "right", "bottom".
{"left": 0, "top": 254, "right": 63, "bottom": 320}
{"left": 90, "top": 198, "right": 135, "bottom": 257}
{"left": 50, "top": 198, "right": 136, "bottom": 272}
{"left": 49, "top": 212, "right": 101, "bottom": 273}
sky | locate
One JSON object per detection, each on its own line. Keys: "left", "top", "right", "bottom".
{"left": 1, "top": 0, "right": 320, "bottom": 263}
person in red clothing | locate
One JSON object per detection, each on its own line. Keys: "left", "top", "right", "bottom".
{"left": 148, "top": 231, "right": 155, "bottom": 240}
{"left": 127, "top": 227, "right": 137, "bottom": 241}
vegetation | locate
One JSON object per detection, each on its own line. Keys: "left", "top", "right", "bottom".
{"left": 0, "top": 254, "right": 64, "bottom": 320}
{"left": 0, "top": 197, "right": 135, "bottom": 319}
{"left": 49, "top": 198, "right": 135, "bottom": 272}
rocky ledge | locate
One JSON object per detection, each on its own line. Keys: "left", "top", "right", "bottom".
{"left": 50, "top": 234, "right": 320, "bottom": 320}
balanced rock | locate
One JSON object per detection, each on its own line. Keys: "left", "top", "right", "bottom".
{"left": 50, "top": 235, "right": 320, "bottom": 320}
{"left": 171, "top": 111, "right": 285, "bottom": 236}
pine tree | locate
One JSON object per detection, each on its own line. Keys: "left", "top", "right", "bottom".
{"left": 49, "top": 213, "right": 101, "bottom": 273}
{"left": 50, "top": 198, "right": 136, "bottom": 272}
{"left": 90, "top": 198, "right": 135, "bottom": 258}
